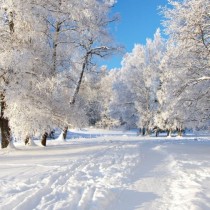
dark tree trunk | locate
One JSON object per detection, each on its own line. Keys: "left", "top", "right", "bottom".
{"left": 41, "top": 132, "right": 48, "bottom": 146}
{"left": 63, "top": 126, "right": 68, "bottom": 140}
{"left": 52, "top": 22, "right": 61, "bottom": 75}
{"left": 25, "top": 136, "right": 30, "bottom": 145}
{"left": 0, "top": 95, "right": 11, "bottom": 148}
{"left": 155, "top": 129, "right": 159, "bottom": 137}
{"left": 1, "top": 118, "right": 10, "bottom": 148}
{"left": 178, "top": 128, "right": 183, "bottom": 137}
{"left": 70, "top": 54, "right": 89, "bottom": 105}
{"left": 9, "top": 11, "right": 15, "bottom": 34}
{"left": 153, "top": 126, "right": 159, "bottom": 137}
{"left": 142, "top": 127, "right": 146, "bottom": 136}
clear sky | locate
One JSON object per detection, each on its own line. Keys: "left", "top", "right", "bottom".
{"left": 103, "top": 0, "right": 168, "bottom": 69}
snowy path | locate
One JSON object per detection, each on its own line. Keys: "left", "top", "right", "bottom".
{"left": 0, "top": 139, "right": 210, "bottom": 210}
{"left": 110, "top": 140, "right": 210, "bottom": 210}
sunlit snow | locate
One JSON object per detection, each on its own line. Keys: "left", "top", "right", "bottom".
{"left": 0, "top": 129, "right": 210, "bottom": 210}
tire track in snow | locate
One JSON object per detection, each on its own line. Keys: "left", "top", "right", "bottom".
{"left": 0, "top": 142, "right": 140, "bottom": 210}
{"left": 43, "top": 142, "right": 140, "bottom": 210}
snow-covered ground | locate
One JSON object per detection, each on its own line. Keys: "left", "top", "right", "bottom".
{"left": 0, "top": 131, "right": 210, "bottom": 210}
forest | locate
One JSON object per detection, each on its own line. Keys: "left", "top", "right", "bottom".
{"left": 0, "top": 0, "right": 209, "bottom": 148}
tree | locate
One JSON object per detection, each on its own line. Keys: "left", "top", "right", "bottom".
{"left": 68, "top": 0, "right": 118, "bottom": 104}
{"left": 112, "top": 29, "right": 165, "bottom": 134}
{"left": 157, "top": 0, "right": 210, "bottom": 130}
{"left": 0, "top": 0, "right": 116, "bottom": 147}
{"left": 111, "top": 70, "right": 138, "bottom": 129}
{"left": 0, "top": 0, "right": 47, "bottom": 147}
{"left": 95, "top": 67, "right": 120, "bottom": 129}
{"left": 35, "top": 0, "right": 118, "bottom": 141}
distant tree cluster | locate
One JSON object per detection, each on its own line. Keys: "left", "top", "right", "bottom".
{"left": 100, "top": 0, "right": 210, "bottom": 135}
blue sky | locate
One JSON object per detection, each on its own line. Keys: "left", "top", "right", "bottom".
{"left": 103, "top": 0, "right": 168, "bottom": 69}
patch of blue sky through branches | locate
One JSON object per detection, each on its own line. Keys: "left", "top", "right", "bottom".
{"left": 98, "top": 0, "right": 168, "bottom": 70}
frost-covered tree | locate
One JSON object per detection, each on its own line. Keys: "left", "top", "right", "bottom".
{"left": 36, "top": 0, "right": 118, "bottom": 139}
{"left": 0, "top": 0, "right": 117, "bottom": 148}
{"left": 111, "top": 70, "right": 138, "bottom": 129}
{"left": 157, "top": 0, "right": 210, "bottom": 131}
{"left": 80, "top": 65, "right": 119, "bottom": 129}
{"left": 95, "top": 68, "right": 120, "bottom": 129}
{"left": 0, "top": 0, "right": 50, "bottom": 147}
{"left": 112, "top": 29, "right": 165, "bottom": 133}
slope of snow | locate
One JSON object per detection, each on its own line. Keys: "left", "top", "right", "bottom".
{"left": 0, "top": 136, "right": 210, "bottom": 210}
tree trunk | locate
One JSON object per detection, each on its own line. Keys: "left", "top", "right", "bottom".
{"left": 25, "top": 135, "right": 30, "bottom": 145}
{"left": 0, "top": 118, "right": 10, "bottom": 148}
{"left": 0, "top": 94, "right": 11, "bottom": 148}
{"left": 9, "top": 11, "right": 15, "bottom": 34}
{"left": 52, "top": 22, "right": 61, "bottom": 75}
{"left": 70, "top": 54, "right": 89, "bottom": 105}
{"left": 41, "top": 132, "right": 48, "bottom": 146}
{"left": 178, "top": 128, "right": 182, "bottom": 137}
{"left": 25, "top": 136, "right": 36, "bottom": 146}
{"left": 142, "top": 127, "right": 146, "bottom": 136}
{"left": 155, "top": 129, "right": 159, "bottom": 137}
{"left": 166, "top": 129, "right": 170, "bottom": 137}
{"left": 63, "top": 126, "right": 68, "bottom": 140}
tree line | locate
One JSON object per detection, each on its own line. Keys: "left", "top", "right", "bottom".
{"left": 0, "top": 0, "right": 117, "bottom": 148}
{"left": 92, "top": 0, "right": 210, "bottom": 136}
{"left": 0, "top": 0, "right": 209, "bottom": 148}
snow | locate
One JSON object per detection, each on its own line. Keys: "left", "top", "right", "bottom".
{"left": 0, "top": 131, "right": 210, "bottom": 210}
